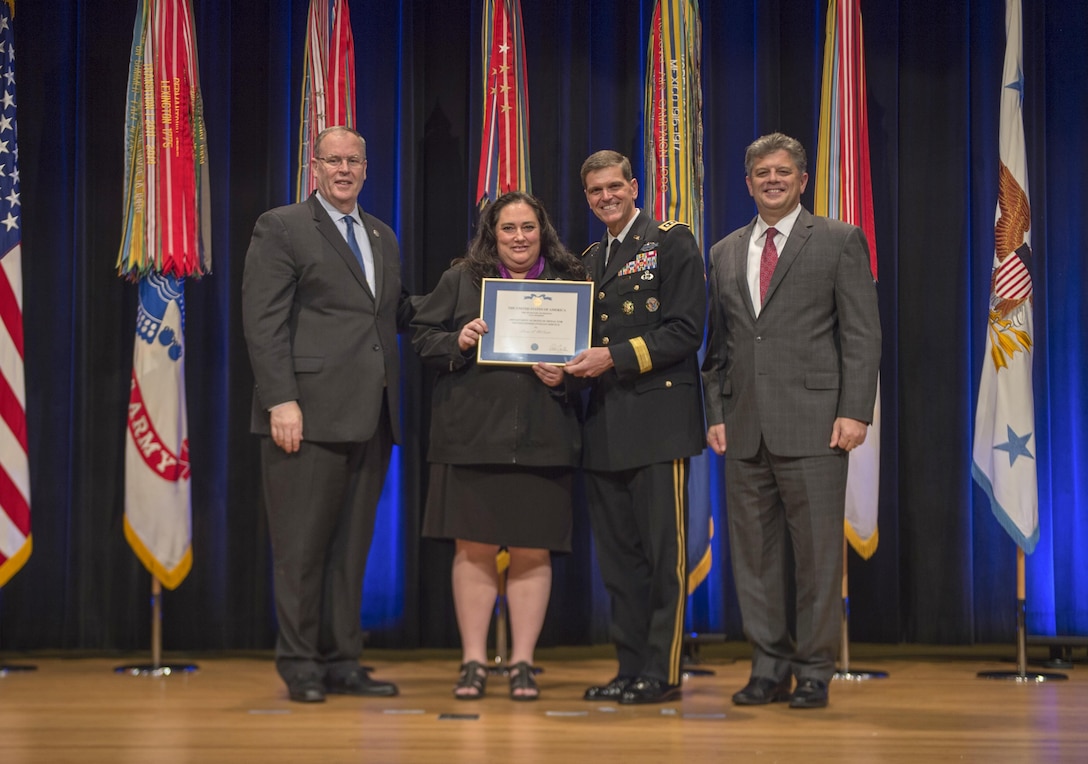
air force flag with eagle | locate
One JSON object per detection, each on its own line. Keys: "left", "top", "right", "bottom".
{"left": 971, "top": 0, "right": 1038, "bottom": 554}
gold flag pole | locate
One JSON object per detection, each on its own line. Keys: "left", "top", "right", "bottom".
{"left": 978, "top": 549, "right": 1066, "bottom": 682}
{"left": 834, "top": 537, "right": 887, "bottom": 681}
{"left": 115, "top": 576, "right": 198, "bottom": 677}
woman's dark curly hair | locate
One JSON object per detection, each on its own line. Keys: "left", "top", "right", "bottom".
{"left": 453, "top": 191, "right": 587, "bottom": 282}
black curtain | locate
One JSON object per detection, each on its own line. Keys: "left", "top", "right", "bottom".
{"left": 3, "top": 0, "right": 1085, "bottom": 651}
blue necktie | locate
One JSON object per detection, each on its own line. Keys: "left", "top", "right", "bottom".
{"left": 342, "top": 216, "right": 371, "bottom": 290}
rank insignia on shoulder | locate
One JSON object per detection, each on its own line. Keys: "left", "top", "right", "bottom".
{"left": 580, "top": 242, "right": 600, "bottom": 258}
{"left": 658, "top": 220, "right": 688, "bottom": 231}
{"left": 639, "top": 241, "right": 659, "bottom": 252}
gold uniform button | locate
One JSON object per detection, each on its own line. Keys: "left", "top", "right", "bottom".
{"left": 665, "top": 380, "right": 673, "bottom": 388}
{"left": 633, "top": 284, "right": 640, "bottom": 291}
{"left": 598, "top": 291, "right": 606, "bottom": 300}
{"left": 602, "top": 337, "right": 610, "bottom": 345}
{"left": 600, "top": 314, "right": 608, "bottom": 322}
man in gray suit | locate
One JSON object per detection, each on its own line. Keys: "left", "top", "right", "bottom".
{"left": 242, "top": 126, "right": 413, "bottom": 703}
{"left": 702, "top": 133, "right": 881, "bottom": 709}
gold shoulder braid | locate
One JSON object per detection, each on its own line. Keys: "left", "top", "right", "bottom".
{"left": 580, "top": 242, "right": 600, "bottom": 258}
{"left": 658, "top": 220, "right": 689, "bottom": 232}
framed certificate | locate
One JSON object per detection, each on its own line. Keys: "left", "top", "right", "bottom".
{"left": 477, "top": 278, "right": 594, "bottom": 365}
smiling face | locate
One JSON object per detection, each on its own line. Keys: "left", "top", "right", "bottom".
{"left": 745, "top": 149, "right": 808, "bottom": 225}
{"left": 583, "top": 165, "right": 639, "bottom": 237}
{"left": 312, "top": 129, "right": 368, "bottom": 214}
{"left": 494, "top": 201, "right": 542, "bottom": 277}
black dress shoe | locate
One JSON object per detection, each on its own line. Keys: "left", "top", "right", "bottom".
{"left": 731, "top": 676, "right": 792, "bottom": 706}
{"left": 789, "top": 678, "right": 829, "bottom": 709}
{"left": 288, "top": 680, "right": 326, "bottom": 703}
{"left": 618, "top": 677, "right": 682, "bottom": 705}
{"left": 325, "top": 669, "right": 399, "bottom": 697}
{"left": 583, "top": 676, "right": 634, "bottom": 701}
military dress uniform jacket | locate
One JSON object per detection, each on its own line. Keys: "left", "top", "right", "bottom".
{"left": 580, "top": 211, "right": 707, "bottom": 472}
{"left": 411, "top": 263, "right": 583, "bottom": 468}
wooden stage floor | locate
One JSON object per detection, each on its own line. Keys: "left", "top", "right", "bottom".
{"left": 1, "top": 643, "right": 1085, "bottom": 763}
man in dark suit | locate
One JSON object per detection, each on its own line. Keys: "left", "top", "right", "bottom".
{"left": 242, "top": 126, "right": 412, "bottom": 703}
{"left": 566, "top": 150, "right": 706, "bottom": 705}
{"left": 702, "top": 133, "right": 881, "bottom": 709}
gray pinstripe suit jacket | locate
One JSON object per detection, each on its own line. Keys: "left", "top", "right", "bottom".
{"left": 702, "top": 207, "right": 881, "bottom": 459}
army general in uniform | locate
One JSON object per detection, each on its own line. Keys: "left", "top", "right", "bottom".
{"left": 565, "top": 150, "right": 707, "bottom": 705}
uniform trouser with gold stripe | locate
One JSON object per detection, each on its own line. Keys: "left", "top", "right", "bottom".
{"left": 585, "top": 459, "right": 689, "bottom": 686}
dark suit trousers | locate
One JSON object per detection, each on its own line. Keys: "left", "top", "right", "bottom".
{"left": 585, "top": 460, "right": 689, "bottom": 686}
{"left": 725, "top": 441, "right": 847, "bottom": 684}
{"left": 262, "top": 407, "right": 393, "bottom": 685}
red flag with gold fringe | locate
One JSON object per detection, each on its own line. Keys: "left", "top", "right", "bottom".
{"left": 476, "top": 0, "right": 531, "bottom": 208}
{"left": 296, "top": 0, "right": 356, "bottom": 202}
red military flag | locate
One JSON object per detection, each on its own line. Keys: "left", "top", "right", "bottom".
{"left": 476, "top": 0, "right": 531, "bottom": 207}
{"left": 296, "top": 0, "right": 356, "bottom": 202}
{"left": 0, "top": 0, "right": 30, "bottom": 588}
{"left": 118, "top": 0, "right": 210, "bottom": 588}
{"left": 815, "top": 0, "right": 881, "bottom": 559}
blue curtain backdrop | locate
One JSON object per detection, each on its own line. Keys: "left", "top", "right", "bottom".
{"left": 2, "top": 0, "right": 1085, "bottom": 651}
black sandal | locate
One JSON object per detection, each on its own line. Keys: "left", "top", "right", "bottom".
{"left": 454, "top": 660, "right": 488, "bottom": 700}
{"left": 508, "top": 661, "right": 539, "bottom": 701}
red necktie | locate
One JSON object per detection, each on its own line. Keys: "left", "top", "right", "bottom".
{"left": 759, "top": 226, "right": 779, "bottom": 303}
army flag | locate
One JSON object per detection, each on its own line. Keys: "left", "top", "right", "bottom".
{"left": 476, "top": 0, "right": 531, "bottom": 208}
{"left": 0, "top": 0, "right": 31, "bottom": 588}
{"left": 644, "top": 0, "right": 709, "bottom": 592}
{"left": 971, "top": 0, "right": 1038, "bottom": 554}
{"left": 118, "top": 0, "right": 211, "bottom": 588}
{"left": 815, "top": 0, "right": 881, "bottom": 559}
{"left": 296, "top": 0, "right": 356, "bottom": 202}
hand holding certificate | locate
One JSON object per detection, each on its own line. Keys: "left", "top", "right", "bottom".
{"left": 477, "top": 278, "right": 594, "bottom": 366}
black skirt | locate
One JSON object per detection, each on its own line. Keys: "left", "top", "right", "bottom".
{"left": 422, "top": 463, "right": 573, "bottom": 552}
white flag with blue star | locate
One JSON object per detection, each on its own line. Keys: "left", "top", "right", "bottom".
{"left": 971, "top": 0, "right": 1038, "bottom": 554}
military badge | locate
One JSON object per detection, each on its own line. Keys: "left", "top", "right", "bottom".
{"left": 623, "top": 300, "right": 634, "bottom": 315}
{"left": 645, "top": 297, "right": 660, "bottom": 312}
{"left": 641, "top": 271, "right": 654, "bottom": 281}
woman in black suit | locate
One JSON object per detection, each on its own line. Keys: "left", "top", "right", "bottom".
{"left": 412, "top": 192, "right": 586, "bottom": 701}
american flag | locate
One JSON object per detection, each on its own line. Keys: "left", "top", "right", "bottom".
{"left": 0, "top": 0, "right": 31, "bottom": 588}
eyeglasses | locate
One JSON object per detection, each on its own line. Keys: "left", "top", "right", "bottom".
{"left": 315, "top": 155, "right": 365, "bottom": 168}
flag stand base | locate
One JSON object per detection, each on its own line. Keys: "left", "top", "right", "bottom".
{"left": 834, "top": 586, "right": 889, "bottom": 682}
{"left": 114, "top": 663, "right": 198, "bottom": 677}
{"left": 834, "top": 668, "right": 888, "bottom": 681}
{"left": 978, "top": 555, "right": 1067, "bottom": 683}
{"left": 682, "top": 632, "right": 729, "bottom": 678}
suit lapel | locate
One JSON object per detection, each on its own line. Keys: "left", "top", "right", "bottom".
{"left": 359, "top": 212, "right": 384, "bottom": 299}
{"left": 309, "top": 194, "right": 375, "bottom": 299}
{"left": 734, "top": 219, "right": 758, "bottom": 319}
